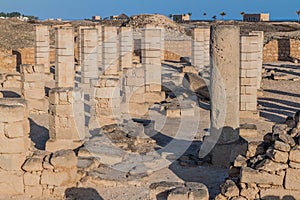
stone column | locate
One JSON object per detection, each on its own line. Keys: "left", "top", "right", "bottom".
{"left": 95, "top": 25, "right": 103, "bottom": 72}
{"left": 21, "top": 64, "right": 48, "bottom": 112}
{"left": 81, "top": 28, "right": 98, "bottom": 84}
{"left": 192, "top": 27, "right": 210, "bottom": 71}
{"left": 142, "top": 25, "right": 164, "bottom": 104}
{"left": 55, "top": 27, "right": 74, "bottom": 88}
{"left": 0, "top": 99, "right": 30, "bottom": 195}
{"left": 102, "top": 26, "right": 119, "bottom": 75}
{"left": 46, "top": 87, "right": 84, "bottom": 152}
{"left": 240, "top": 34, "right": 260, "bottom": 118}
{"left": 35, "top": 25, "right": 50, "bottom": 74}
{"left": 203, "top": 25, "right": 244, "bottom": 167}
{"left": 119, "top": 26, "right": 133, "bottom": 70}
{"left": 249, "top": 31, "right": 264, "bottom": 89}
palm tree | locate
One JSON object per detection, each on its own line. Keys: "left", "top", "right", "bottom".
{"left": 168, "top": 14, "right": 173, "bottom": 19}
{"left": 240, "top": 12, "right": 245, "bottom": 21}
{"left": 297, "top": 10, "right": 300, "bottom": 23}
{"left": 220, "top": 12, "right": 226, "bottom": 20}
{"left": 212, "top": 15, "right": 217, "bottom": 21}
{"left": 203, "top": 13, "right": 207, "bottom": 16}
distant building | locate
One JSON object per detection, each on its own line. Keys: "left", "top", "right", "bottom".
{"left": 17, "top": 16, "right": 29, "bottom": 21}
{"left": 243, "top": 13, "right": 270, "bottom": 22}
{"left": 173, "top": 14, "right": 190, "bottom": 22}
{"left": 110, "top": 13, "right": 129, "bottom": 20}
{"left": 92, "top": 16, "right": 101, "bottom": 21}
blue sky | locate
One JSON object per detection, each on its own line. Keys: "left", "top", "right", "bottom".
{"left": 1, "top": 0, "right": 299, "bottom": 20}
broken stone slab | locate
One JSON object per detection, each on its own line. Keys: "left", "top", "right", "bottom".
{"left": 149, "top": 181, "right": 185, "bottom": 200}
{"left": 272, "top": 132, "right": 296, "bottom": 147}
{"left": 240, "top": 167, "right": 284, "bottom": 185}
{"left": 220, "top": 179, "right": 239, "bottom": 198}
{"left": 22, "top": 157, "right": 44, "bottom": 172}
{"left": 167, "top": 182, "right": 209, "bottom": 200}
{"left": 255, "top": 159, "right": 288, "bottom": 172}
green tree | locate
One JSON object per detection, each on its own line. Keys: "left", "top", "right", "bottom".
{"left": 220, "top": 12, "right": 226, "bottom": 20}
{"left": 168, "top": 14, "right": 173, "bottom": 19}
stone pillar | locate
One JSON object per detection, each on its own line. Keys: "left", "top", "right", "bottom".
{"left": 119, "top": 26, "right": 133, "bottom": 70}
{"left": 204, "top": 25, "right": 243, "bottom": 167}
{"left": 102, "top": 26, "right": 119, "bottom": 75}
{"left": 91, "top": 78, "right": 121, "bottom": 127}
{"left": 55, "top": 27, "right": 74, "bottom": 88}
{"left": 160, "top": 26, "right": 165, "bottom": 61}
{"left": 21, "top": 64, "right": 48, "bottom": 112}
{"left": 192, "top": 27, "right": 210, "bottom": 71}
{"left": 249, "top": 31, "right": 264, "bottom": 89}
{"left": 0, "top": 99, "right": 30, "bottom": 195}
{"left": 35, "top": 25, "right": 50, "bottom": 74}
{"left": 142, "top": 25, "right": 164, "bottom": 104}
{"left": 95, "top": 25, "right": 103, "bottom": 72}
{"left": 46, "top": 87, "right": 84, "bottom": 152}
{"left": 121, "top": 67, "right": 148, "bottom": 117}
{"left": 240, "top": 34, "right": 260, "bottom": 118}
{"left": 81, "top": 28, "right": 98, "bottom": 84}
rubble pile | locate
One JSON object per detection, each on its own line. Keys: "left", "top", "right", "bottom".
{"left": 216, "top": 111, "right": 300, "bottom": 199}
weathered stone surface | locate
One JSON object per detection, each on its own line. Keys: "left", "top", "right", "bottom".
{"left": 0, "top": 154, "right": 26, "bottom": 171}
{"left": 0, "top": 171, "right": 24, "bottom": 195}
{"left": 272, "top": 124, "right": 287, "bottom": 135}
{"left": 167, "top": 182, "right": 209, "bottom": 200}
{"left": 220, "top": 179, "right": 239, "bottom": 197}
{"left": 255, "top": 159, "right": 288, "bottom": 172}
{"left": 50, "top": 149, "right": 77, "bottom": 168}
{"left": 240, "top": 124, "right": 258, "bottom": 138}
{"left": 289, "top": 149, "right": 300, "bottom": 163}
{"left": 214, "top": 194, "right": 227, "bottom": 200}
{"left": 240, "top": 167, "right": 284, "bottom": 185}
{"left": 260, "top": 187, "right": 300, "bottom": 200}
{"left": 24, "top": 172, "right": 41, "bottom": 186}
{"left": 274, "top": 140, "right": 290, "bottom": 152}
{"left": 285, "top": 168, "right": 300, "bottom": 190}
{"left": 246, "top": 141, "right": 266, "bottom": 158}
{"left": 289, "top": 161, "right": 300, "bottom": 169}
{"left": 22, "top": 158, "right": 44, "bottom": 172}
{"left": 240, "top": 184, "right": 259, "bottom": 200}
{"left": 25, "top": 185, "right": 43, "bottom": 197}
{"left": 273, "top": 132, "right": 296, "bottom": 147}
{"left": 234, "top": 155, "right": 247, "bottom": 167}
{"left": 41, "top": 167, "right": 77, "bottom": 186}
{"left": 266, "top": 148, "right": 289, "bottom": 163}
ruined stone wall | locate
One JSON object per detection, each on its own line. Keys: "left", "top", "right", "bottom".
{"left": 0, "top": 49, "right": 17, "bottom": 72}
{"left": 263, "top": 39, "right": 300, "bottom": 62}
{"left": 164, "top": 40, "right": 191, "bottom": 61}
{"left": 18, "top": 47, "right": 35, "bottom": 65}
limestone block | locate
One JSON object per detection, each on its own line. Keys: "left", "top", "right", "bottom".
{"left": 289, "top": 149, "right": 300, "bottom": 163}
{"left": 285, "top": 168, "right": 300, "bottom": 190}
{"left": 0, "top": 171, "right": 24, "bottom": 195}
{"left": 24, "top": 172, "right": 41, "bottom": 186}
{"left": 255, "top": 159, "right": 288, "bottom": 172}
{"left": 25, "top": 185, "right": 43, "bottom": 197}
{"left": 289, "top": 161, "right": 300, "bottom": 169}
{"left": 240, "top": 167, "right": 284, "bottom": 185}
{"left": 0, "top": 137, "right": 27, "bottom": 154}
{"left": 274, "top": 140, "right": 290, "bottom": 152}
{"left": 266, "top": 148, "right": 289, "bottom": 163}
{"left": 22, "top": 157, "right": 44, "bottom": 172}
{"left": 41, "top": 167, "right": 77, "bottom": 186}
{"left": 220, "top": 179, "right": 239, "bottom": 197}
{"left": 46, "top": 140, "right": 83, "bottom": 152}
{"left": 4, "top": 120, "right": 29, "bottom": 138}
{"left": 260, "top": 187, "right": 300, "bottom": 200}
{"left": 50, "top": 149, "right": 77, "bottom": 168}
{"left": 27, "top": 98, "right": 49, "bottom": 112}
{"left": 0, "top": 154, "right": 26, "bottom": 171}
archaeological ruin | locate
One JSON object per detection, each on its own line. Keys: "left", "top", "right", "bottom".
{"left": 0, "top": 14, "right": 299, "bottom": 200}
